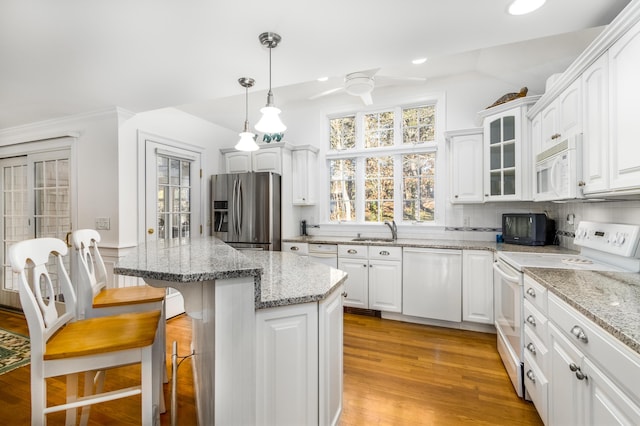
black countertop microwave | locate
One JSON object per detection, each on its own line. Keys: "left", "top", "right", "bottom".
{"left": 502, "top": 213, "right": 556, "bottom": 246}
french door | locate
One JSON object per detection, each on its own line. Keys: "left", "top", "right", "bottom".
{"left": 0, "top": 150, "right": 72, "bottom": 309}
{"left": 144, "top": 138, "right": 202, "bottom": 318}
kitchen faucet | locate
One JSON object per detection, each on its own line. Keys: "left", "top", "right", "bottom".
{"left": 384, "top": 220, "right": 397, "bottom": 240}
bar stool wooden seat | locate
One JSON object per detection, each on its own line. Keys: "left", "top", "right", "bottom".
{"left": 9, "top": 237, "right": 161, "bottom": 426}
{"left": 71, "top": 229, "right": 167, "bottom": 417}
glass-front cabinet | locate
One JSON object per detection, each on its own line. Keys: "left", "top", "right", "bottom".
{"left": 478, "top": 96, "right": 540, "bottom": 202}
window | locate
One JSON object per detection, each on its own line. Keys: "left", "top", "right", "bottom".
{"left": 326, "top": 101, "right": 441, "bottom": 224}
{"left": 329, "top": 159, "right": 356, "bottom": 221}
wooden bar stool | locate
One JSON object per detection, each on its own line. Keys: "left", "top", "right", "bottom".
{"left": 71, "top": 229, "right": 167, "bottom": 418}
{"left": 9, "top": 237, "right": 161, "bottom": 426}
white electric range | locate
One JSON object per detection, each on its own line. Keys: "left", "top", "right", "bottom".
{"left": 493, "top": 221, "right": 640, "bottom": 398}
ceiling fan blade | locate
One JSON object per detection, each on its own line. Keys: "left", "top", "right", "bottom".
{"left": 358, "top": 68, "right": 381, "bottom": 78}
{"left": 376, "top": 75, "right": 426, "bottom": 84}
{"left": 309, "top": 87, "right": 344, "bottom": 100}
{"left": 360, "top": 92, "right": 373, "bottom": 105}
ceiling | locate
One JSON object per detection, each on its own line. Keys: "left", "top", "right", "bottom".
{"left": 0, "top": 0, "right": 631, "bottom": 132}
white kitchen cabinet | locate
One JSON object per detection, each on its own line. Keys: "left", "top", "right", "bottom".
{"left": 292, "top": 147, "right": 319, "bottom": 205}
{"left": 225, "top": 150, "right": 252, "bottom": 173}
{"left": 282, "top": 241, "right": 309, "bottom": 258}
{"left": 538, "top": 79, "right": 582, "bottom": 153}
{"left": 478, "top": 97, "right": 539, "bottom": 201}
{"left": 446, "top": 128, "right": 484, "bottom": 203}
{"left": 582, "top": 53, "right": 610, "bottom": 194}
{"left": 461, "top": 250, "right": 493, "bottom": 324}
{"left": 318, "top": 285, "right": 344, "bottom": 426}
{"left": 338, "top": 245, "right": 402, "bottom": 312}
{"left": 608, "top": 21, "right": 640, "bottom": 192}
{"left": 221, "top": 142, "right": 291, "bottom": 174}
{"left": 256, "top": 284, "right": 344, "bottom": 426}
{"left": 402, "top": 247, "right": 461, "bottom": 322}
{"left": 256, "top": 302, "right": 318, "bottom": 426}
{"left": 546, "top": 293, "right": 640, "bottom": 426}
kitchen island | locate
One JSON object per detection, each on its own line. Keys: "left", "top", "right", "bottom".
{"left": 115, "top": 237, "right": 347, "bottom": 426}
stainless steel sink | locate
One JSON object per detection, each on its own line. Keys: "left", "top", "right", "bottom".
{"left": 351, "top": 237, "right": 395, "bottom": 242}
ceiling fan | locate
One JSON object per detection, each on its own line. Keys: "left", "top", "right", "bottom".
{"left": 309, "top": 68, "right": 425, "bottom": 105}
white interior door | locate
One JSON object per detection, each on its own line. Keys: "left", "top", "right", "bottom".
{"left": 0, "top": 150, "right": 72, "bottom": 309}
{"left": 144, "top": 139, "right": 202, "bottom": 318}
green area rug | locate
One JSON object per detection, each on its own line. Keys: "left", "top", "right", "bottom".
{"left": 0, "top": 328, "right": 30, "bottom": 375}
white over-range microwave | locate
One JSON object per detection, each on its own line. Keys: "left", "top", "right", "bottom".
{"left": 534, "top": 134, "right": 583, "bottom": 202}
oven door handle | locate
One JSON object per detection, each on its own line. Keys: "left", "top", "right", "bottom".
{"left": 493, "top": 261, "right": 520, "bottom": 283}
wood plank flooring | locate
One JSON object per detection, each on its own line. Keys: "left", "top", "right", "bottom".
{"left": 0, "top": 309, "right": 541, "bottom": 425}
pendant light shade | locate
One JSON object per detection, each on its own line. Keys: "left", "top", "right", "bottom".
{"left": 255, "top": 32, "right": 287, "bottom": 134}
{"left": 235, "top": 77, "right": 260, "bottom": 152}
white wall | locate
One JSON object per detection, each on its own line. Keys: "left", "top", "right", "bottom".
{"left": 276, "top": 71, "right": 542, "bottom": 240}
{"left": 118, "top": 107, "right": 237, "bottom": 245}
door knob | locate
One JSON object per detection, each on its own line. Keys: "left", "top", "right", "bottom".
{"left": 148, "top": 228, "right": 155, "bottom": 235}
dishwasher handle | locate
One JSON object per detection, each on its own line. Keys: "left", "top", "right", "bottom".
{"left": 493, "top": 261, "right": 520, "bottom": 283}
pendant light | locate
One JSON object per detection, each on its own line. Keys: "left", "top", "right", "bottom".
{"left": 254, "top": 32, "right": 287, "bottom": 134}
{"left": 235, "top": 77, "right": 260, "bottom": 152}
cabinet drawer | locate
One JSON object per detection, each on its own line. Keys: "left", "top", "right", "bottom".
{"left": 524, "top": 324, "right": 549, "bottom": 374}
{"left": 524, "top": 274, "right": 547, "bottom": 313}
{"left": 524, "top": 351, "right": 548, "bottom": 426}
{"left": 524, "top": 299, "right": 548, "bottom": 343}
{"left": 549, "top": 293, "right": 640, "bottom": 400}
{"left": 338, "top": 245, "right": 368, "bottom": 259}
{"left": 367, "top": 246, "right": 402, "bottom": 261}
{"left": 282, "top": 242, "right": 309, "bottom": 255}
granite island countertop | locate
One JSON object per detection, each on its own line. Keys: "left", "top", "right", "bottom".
{"left": 525, "top": 267, "right": 640, "bottom": 356}
{"left": 114, "top": 237, "right": 347, "bottom": 310}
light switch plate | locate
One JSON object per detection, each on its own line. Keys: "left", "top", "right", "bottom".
{"left": 95, "top": 217, "right": 110, "bottom": 230}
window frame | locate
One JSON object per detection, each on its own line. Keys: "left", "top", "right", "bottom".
{"left": 324, "top": 93, "right": 446, "bottom": 226}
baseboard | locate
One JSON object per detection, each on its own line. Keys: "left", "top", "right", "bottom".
{"left": 381, "top": 311, "right": 496, "bottom": 334}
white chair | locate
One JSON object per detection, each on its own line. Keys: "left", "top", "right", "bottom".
{"left": 71, "top": 228, "right": 167, "bottom": 418}
{"left": 9, "top": 237, "right": 161, "bottom": 426}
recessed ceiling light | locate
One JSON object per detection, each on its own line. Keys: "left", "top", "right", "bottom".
{"left": 412, "top": 57, "right": 428, "bottom": 65}
{"left": 317, "top": 76, "right": 329, "bottom": 82}
{"left": 508, "top": 0, "right": 546, "bottom": 15}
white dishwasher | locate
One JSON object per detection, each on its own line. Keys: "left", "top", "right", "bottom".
{"left": 308, "top": 243, "right": 338, "bottom": 268}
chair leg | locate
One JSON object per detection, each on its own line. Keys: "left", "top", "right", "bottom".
{"left": 141, "top": 346, "right": 156, "bottom": 426}
{"left": 32, "top": 371, "right": 47, "bottom": 426}
{"left": 66, "top": 373, "right": 79, "bottom": 426}
{"left": 79, "top": 370, "right": 105, "bottom": 426}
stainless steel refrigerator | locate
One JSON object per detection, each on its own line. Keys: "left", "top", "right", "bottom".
{"left": 211, "top": 172, "right": 281, "bottom": 251}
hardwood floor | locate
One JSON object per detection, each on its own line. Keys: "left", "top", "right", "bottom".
{"left": 0, "top": 309, "right": 541, "bottom": 425}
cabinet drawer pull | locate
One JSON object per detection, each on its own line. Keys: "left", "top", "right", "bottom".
{"left": 379, "top": 250, "right": 390, "bottom": 256}
{"left": 290, "top": 246, "right": 299, "bottom": 251}
{"left": 341, "top": 291, "right": 348, "bottom": 298}
{"left": 526, "top": 288, "right": 536, "bottom": 298}
{"left": 526, "top": 370, "right": 536, "bottom": 384}
{"left": 569, "top": 363, "right": 587, "bottom": 380}
{"left": 526, "top": 315, "right": 536, "bottom": 327}
{"left": 347, "top": 249, "right": 357, "bottom": 254}
{"left": 570, "top": 325, "right": 588, "bottom": 343}
{"left": 526, "top": 342, "right": 536, "bottom": 355}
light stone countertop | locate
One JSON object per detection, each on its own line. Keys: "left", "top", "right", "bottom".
{"left": 283, "top": 235, "right": 577, "bottom": 254}
{"left": 525, "top": 268, "right": 640, "bottom": 355}
{"left": 114, "top": 237, "right": 347, "bottom": 310}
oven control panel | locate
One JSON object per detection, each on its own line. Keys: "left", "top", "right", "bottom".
{"left": 574, "top": 221, "right": 640, "bottom": 258}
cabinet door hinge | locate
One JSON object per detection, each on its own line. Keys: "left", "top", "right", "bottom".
{"left": 200, "top": 224, "right": 203, "bottom": 234}
{"left": 200, "top": 169, "right": 203, "bottom": 178}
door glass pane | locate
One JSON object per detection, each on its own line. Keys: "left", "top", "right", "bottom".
{"left": 2, "top": 163, "right": 28, "bottom": 292}
{"left": 490, "top": 146, "right": 501, "bottom": 170}
{"left": 157, "top": 154, "right": 193, "bottom": 240}
{"left": 503, "top": 116, "right": 515, "bottom": 141}
{"left": 490, "top": 171, "right": 502, "bottom": 196}
{"left": 504, "top": 170, "right": 516, "bottom": 195}
{"left": 490, "top": 119, "right": 501, "bottom": 144}
{"left": 504, "top": 142, "right": 516, "bottom": 168}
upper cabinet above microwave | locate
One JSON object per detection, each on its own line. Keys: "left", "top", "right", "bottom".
{"left": 476, "top": 96, "right": 540, "bottom": 202}
{"left": 528, "top": 0, "right": 640, "bottom": 198}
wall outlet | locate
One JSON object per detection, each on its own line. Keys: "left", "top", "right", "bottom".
{"left": 95, "top": 217, "right": 110, "bottom": 230}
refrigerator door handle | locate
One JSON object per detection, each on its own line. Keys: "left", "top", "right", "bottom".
{"left": 232, "top": 177, "right": 239, "bottom": 238}
{"left": 237, "top": 178, "right": 243, "bottom": 236}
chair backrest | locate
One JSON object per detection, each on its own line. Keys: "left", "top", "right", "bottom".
{"left": 72, "top": 229, "right": 108, "bottom": 316}
{"left": 8, "top": 238, "right": 76, "bottom": 360}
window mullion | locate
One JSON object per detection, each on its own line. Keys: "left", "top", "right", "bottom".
{"left": 394, "top": 154, "right": 402, "bottom": 223}
{"left": 355, "top": 157, "right": 365, "bottom": 223}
